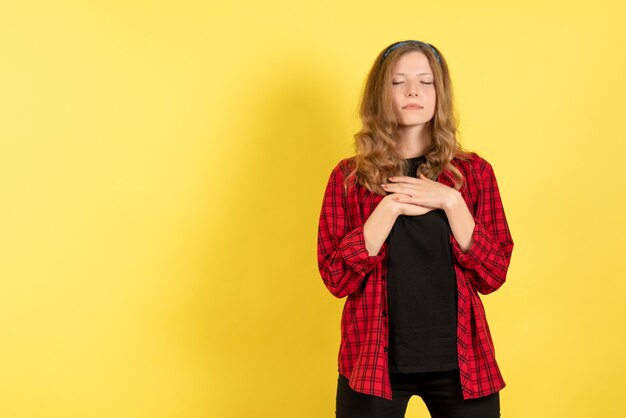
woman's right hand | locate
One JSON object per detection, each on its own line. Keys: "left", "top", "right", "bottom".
{"left": 363, "top": 193, "right": 437, "bottom": 257}
{"left": 384, "top": 193, "right": 437, "bottom": 217}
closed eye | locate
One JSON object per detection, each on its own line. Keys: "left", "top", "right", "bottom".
{"left": 392, "top": 81, "right": 433, "bottom": 85}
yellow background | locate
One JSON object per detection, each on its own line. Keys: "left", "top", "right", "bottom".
{"left": 1, "top": 1, "right": 624, "bottom": 417}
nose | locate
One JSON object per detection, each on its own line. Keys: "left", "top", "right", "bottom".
{"left": 407, "top": 81, "right": 421, "bottom": 96}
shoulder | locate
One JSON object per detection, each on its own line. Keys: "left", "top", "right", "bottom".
{"left": 338, "top": 156, "right": 356, "bottom": 171}
{"left": 324, "top": 156, "right": 356, "bottom": 186}
{"left": 451, "top": 151, "right": 494, "bottom": 183}
{"left": 330, "top": 156, "right": 356, "bottom": 180}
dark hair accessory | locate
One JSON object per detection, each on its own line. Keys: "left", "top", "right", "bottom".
{"left": 382, "top": 40, "right": 441, "bottom": 63}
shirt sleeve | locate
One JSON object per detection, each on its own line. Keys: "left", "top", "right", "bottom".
{"left": 449, "top": 162, "right": 514, "bottom": 295}
{"left": 317, "top": 161, "right": 386, "bottom": 298}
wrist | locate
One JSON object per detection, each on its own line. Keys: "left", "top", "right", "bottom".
{"left": 382, "top": 195, "right": 402, "bottom": 218}
{"left": 443, "top": 189, "right": 463, "bottom": 211}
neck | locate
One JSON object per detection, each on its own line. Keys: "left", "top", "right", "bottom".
{"left": 395, "top": 124, "right": 431, "bottom": 159}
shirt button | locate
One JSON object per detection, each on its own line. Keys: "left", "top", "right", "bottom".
{"left": 384, "top": 346, "right": 388, "bottom": 352}
{"left": 382, "top": 311, "right": 386, "bottom": 317}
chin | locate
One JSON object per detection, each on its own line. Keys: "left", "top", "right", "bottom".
{"left": 399, "top": 119, "right": 430, "bottom": 126}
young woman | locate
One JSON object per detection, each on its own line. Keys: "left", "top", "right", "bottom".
{"left": 316, "top": 40, "right": 515, "bottom": 418}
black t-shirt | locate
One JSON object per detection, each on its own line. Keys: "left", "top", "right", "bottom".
{"left": 386, "top": 154, "right": 458, "bottom": 373}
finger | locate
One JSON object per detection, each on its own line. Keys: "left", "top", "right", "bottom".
{"left": 395, "top": 197, "right": 436, "bottom": 210}
{"left": 388, "top": 185, "right": 418, "bottom": 196}
{"left": 392, "top": 195, "right": 415, "bottom": 202}
{"left": 388, "top": 176, "right": 418, "bottom": 184}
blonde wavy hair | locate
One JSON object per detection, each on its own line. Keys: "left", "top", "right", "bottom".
{"left": 346, "top": 40, "right": 474, "bottom": 195}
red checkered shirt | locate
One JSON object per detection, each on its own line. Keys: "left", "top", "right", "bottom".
{"left": 316, "top": 152, "right": 514, "bottom": 400}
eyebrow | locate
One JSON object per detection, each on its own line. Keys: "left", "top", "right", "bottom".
{"left": 393, "top": 72, "right": 432, "bottom": 76}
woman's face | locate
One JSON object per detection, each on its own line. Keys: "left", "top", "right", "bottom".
{"left": 389, "top": 51, "right": 436, "bottom": 127}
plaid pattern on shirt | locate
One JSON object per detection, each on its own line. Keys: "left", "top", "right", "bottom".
{"left": 316, "top": 152, "right": 514, "bottom": 400}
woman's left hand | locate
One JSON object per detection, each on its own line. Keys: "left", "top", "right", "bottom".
{"left": 381, "top": 174, "right": 460, "bottom": 210}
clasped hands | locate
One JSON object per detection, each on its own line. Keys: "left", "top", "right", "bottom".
{"left": 381, "top": 173, "right": 460, "bottom": 212}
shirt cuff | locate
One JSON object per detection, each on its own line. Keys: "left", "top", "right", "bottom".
{"left": 449, "top": 221, "right": 490, "bottom": 270}
{"left": 339, "top": 225, "right": 386, "bottom": 274}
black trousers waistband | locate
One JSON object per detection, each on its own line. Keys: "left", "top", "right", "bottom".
{"left": 336, "top": 369, "right": 500, "bottom": 418}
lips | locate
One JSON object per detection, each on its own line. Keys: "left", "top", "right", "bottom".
{"left": 402, "top": 104, "right": 424, "bottom": 109}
